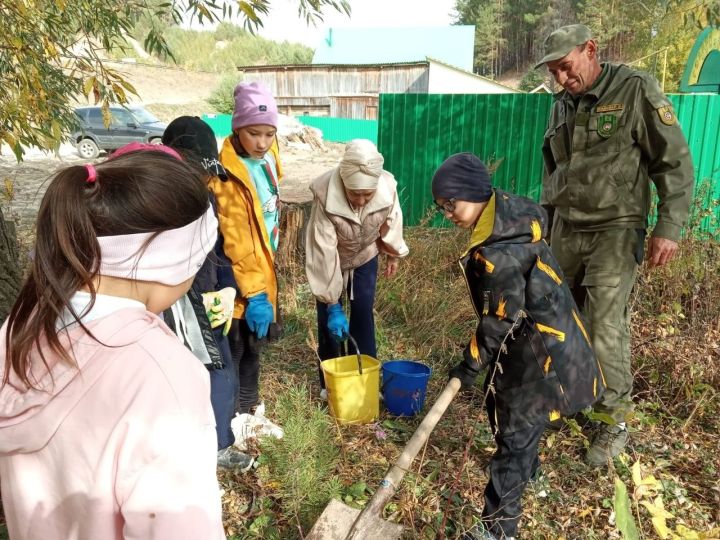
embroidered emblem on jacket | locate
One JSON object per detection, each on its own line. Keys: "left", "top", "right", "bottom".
{"left": 657, "top": 105, "right": 676, "bottom": 126}
{"left": 597, "top": 114, "right": 617, "bottom": 138}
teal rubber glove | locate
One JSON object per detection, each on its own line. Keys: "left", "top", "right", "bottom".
{"left": 326, "top": 303, "right": 349, "bottom": 341}
{"left": 245, "top": 292, "right": 273, "bottom": 339}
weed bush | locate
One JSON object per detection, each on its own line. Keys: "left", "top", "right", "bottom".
{"left": 208, "top": 72, "right": 243, "bottom": 114}
{"left": 374, "top": 224, "right": 474, "bottom": 368}
{"left": 630, "top": 185, "right": 720, "bottom": 422}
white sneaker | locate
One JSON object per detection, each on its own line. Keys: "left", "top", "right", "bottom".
{"left": 320, "top": 389, "right": 328, "bottom": 401}
{"left": 231, "top": 402, "right": 284, "bottom": 451}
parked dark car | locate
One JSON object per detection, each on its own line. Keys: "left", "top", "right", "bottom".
{"left": 72, "top": 106, "right": 167, "bottom": 159}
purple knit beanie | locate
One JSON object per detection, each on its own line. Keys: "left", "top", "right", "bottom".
{"left": 231, "top": 81, "right": 278, "bottom": 131}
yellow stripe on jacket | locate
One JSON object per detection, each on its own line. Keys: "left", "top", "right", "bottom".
{"left": 212, "top": 136, "right": 283, "bottom": 319}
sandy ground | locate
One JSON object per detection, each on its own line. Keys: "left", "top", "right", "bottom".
{"left": 0, "top": 138, "right": 343, "bottom": 254}
{"left": 77, "top": 61, "right": 222, "bottom": 106}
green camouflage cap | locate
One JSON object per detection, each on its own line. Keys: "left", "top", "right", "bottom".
{"left": 535, "top": 24, "right": 592, "bottom": 69}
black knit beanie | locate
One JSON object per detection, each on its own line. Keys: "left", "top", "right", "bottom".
{"left": 431, "top": 153, "right": 492, "bottom": 202}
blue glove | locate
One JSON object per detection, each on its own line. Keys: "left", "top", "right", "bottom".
{"left": 326, "top": 303, "right": 349, "bottom": 341}
{"left": 245, "top": 292, "right": 274, "bottom": 339}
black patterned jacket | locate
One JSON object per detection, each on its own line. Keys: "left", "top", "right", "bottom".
{"left": 460, "top": 189, "right": 605, "bottom": 432}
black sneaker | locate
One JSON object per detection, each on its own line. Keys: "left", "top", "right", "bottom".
{"left": 217, "top": 447, "right": 254, "bottom": 471}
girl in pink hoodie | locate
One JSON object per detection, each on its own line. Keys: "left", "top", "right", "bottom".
{"left": 0, "top": 147, "right": 226, "bottom": 539}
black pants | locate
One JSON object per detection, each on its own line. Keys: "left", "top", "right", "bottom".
{"left": 481, "top": 385, "right": 545, "bottom": 538}
{"left": 227, "top": 319, "right": 261, "bottom": 414}
{"left": 316, "top": 256, "right": 378, "bottom": 388}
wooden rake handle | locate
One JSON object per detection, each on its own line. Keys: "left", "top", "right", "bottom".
{"left": 345, "top": 377, "right": 463, "bottom": 539}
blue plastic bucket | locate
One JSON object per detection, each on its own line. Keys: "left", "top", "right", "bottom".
{"left": 381, "top": 360, "right": 432, "bottom": 416}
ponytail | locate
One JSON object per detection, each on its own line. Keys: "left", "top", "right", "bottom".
{"left": 4, "top": 165, "right": 101, "bottom": 387}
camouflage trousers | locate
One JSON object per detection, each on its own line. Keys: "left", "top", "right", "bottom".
{"left": 550, "top": 219, "right": 642, "bottom": 423}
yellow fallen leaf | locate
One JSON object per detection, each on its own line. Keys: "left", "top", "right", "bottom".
{"left": 640, "top": 474, "right": 661, "bottom": 488}
{"left": 700, "top": 528, "right": 720, "bottom": 539}
{"left": 641, "top": 496, "right": 674, "bottom": 539}
{"left": 675, "top": 524, "right": 701, "bottom": 539}
{"left": 631, "top": 459, "right": 661, "bottom": 498}
{"left": 577, "top": 508, "right": 592, "bottom": 518}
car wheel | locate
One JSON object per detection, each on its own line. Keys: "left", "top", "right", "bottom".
{"left": 149, "top": 137, "right": 162, "bottom": 145}
{"left": 77, "top": 138, "right": 100, "bottom": 159}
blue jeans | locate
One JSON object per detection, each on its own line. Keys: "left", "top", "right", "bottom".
{"left": 316, "top": 255, "right": 378, "bottom": 387}
{"left": 208, "top": 327, "right": 238, "bottom": 450}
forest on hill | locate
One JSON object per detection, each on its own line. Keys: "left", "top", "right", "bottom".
{"left": 453, "top": 0, "right": 715, "bottom": 91}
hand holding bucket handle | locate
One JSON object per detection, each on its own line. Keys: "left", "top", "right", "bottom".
{"left": 326, "top": 303, "right": 349, "bottom": 342}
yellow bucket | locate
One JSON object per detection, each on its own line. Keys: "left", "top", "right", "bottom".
{"left": 321, "top": 352, "right": 380, "bottom": 424}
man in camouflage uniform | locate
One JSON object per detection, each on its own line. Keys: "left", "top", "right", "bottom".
{"left": 536, "top": 24, "right": 695, "bottom": 466}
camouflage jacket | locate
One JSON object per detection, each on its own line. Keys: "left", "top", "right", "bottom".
{"left": 541, "top": 63, "right": 694, "bottom": 241}
{"left": 460, "top": 190, "right": 605, "bottom": 432}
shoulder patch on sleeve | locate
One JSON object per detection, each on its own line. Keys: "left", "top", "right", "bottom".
{"left": 657, "top": 105, "right": 676, "bottom": 126}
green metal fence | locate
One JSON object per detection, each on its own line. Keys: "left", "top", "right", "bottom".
{"left": 201, "top": 114, "right": 233, "bottom": 138}
{"left": 378, "top": 93, "right": 720, "bottom": 233}
{"left": 296, "top": 116, "right": 378, "bottom": 144}
{"left": 200, "top": 114, "right": 379, "bottom": 144}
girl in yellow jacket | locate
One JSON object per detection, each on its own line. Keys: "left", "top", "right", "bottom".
{"left": 211, "top": 81, "right": 282, "bottom": 418}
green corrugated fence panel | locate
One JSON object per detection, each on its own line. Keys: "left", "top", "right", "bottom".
{"left": 379, "top": 93, "right": 720, "bottom": 233}
{"left": 296, "top": 116, "right": 378, "bottom": 144}
{"left": 200, "top": 114, "right": 379, "bottom": 144}
{"left": 378, "top": 93, "right": 553, "bottom": 226}
{"left": 669, "top": 94, "right": 720, "bottom": 234}
{"left": 201, "top": 114, "right": 233, "bottom": 138}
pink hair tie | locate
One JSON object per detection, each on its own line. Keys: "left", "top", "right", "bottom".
{"left": 109, "top": 142, "right": 182, "bottom": 161}
{"left": 85, "top": 164, "right": 97, "bottom": 184}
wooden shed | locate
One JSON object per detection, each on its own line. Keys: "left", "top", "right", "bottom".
{"left": 236, "top": 62, "right": 428, "bottom": 119}
{"left": 236, "top": 59, "right": 518, "bottom": 120}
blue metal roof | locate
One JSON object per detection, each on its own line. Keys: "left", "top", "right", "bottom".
{"left": 312, "top": 26, "right": 475, "bottom": 72}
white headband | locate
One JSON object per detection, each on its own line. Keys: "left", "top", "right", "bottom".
{"left": 97, "top": 205, "right": 218, "bottom": 285}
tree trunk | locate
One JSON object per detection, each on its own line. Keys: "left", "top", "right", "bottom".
{"left": 0, "top": 207, "right": 22, "bottom": 326}
{"left": 276, "top": 201, "right": 312, "bottom": 270}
